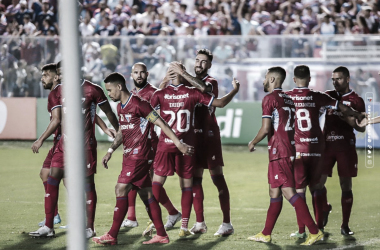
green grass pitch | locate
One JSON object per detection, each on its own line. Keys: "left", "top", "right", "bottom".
{"left": 0, "top": 141, "right": 379, "bottom": 249}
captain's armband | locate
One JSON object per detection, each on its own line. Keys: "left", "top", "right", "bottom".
{"left": 146, "top": 110, "right": 159, "bottom": 123}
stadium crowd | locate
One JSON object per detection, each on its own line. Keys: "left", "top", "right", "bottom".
{"left": 0, "top": 0, "right": 379, "bottom": 98}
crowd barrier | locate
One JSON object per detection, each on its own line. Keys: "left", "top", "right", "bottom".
{"left": 0, "top": 98, "right": 378, "bottom": 148}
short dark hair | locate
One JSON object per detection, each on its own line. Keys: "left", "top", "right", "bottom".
{"left": 41, "top": 63, "right": 57, "bottom": 73}
{"left": 333, "top": 66, "right": 350, "bottom": 77}
{"left": 104, "top": 72, "right": 126, "bottom": 86}
{"left": 268, "top": 66, "right": 286, "bottom": 82}
{"left": 196, "top": 48, "right": 213, "bottom": 62}
{"left": 294, "top": 65, "right": 310, "bottom": 79}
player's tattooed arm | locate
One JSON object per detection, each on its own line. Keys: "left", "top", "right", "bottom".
{"left": 169, "top": 62, "right": 212, "bottom": 93}
{"left": 95, "top": 114, "right": 116, "bottom": 138}
{"left": 149, "top": 111, "right": 194, "bottom": 156}
{"left": 248, "top": 118, "right": 271, "bottom": 152}
{"left": 337, "top": 103, "right": 366, "bottom": 132}
{"left": 102, "top": 128, "right": 123, "bottom": 169}
{"left": 32, "top": 106, "right": 62, "bottom": 153}
{"left": 211, "top": 78, "right": 240, "bottom": 108}
{"left": 98, "top": 101, "right": 119, "bottom": 131}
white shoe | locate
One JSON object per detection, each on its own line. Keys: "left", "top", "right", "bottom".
{"left": 190, "top": 221, "right": 207, "bottom": 234}
{"left": 29, "top": 225, "right": 55, "bottom": 237}
{"left": 121, "top": 219, "right": 138, "bottom": 228}
{"left": 214, "top": 223, "right": 234, "bottom": 236}
{"left": 164, "top": 212, "right": 182, "bottom": 229}
{"left": 86, "top": 228, "right": 96, "bottom": 239}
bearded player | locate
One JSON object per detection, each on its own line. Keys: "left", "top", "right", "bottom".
{"left": 31, "top": 63, "right": 116, "bottom": 229}
{"left": 285, "top": 65, "right": 365, "bottom": 238}
{"left": 320, "top": 66, "right": 366, "bottom": 236}
{"left": 247, "top": 66, "right": 323, "bottom": 245}
{"left": 30, "top": 61, "right": 119, "bottom": 238}
{"left": 121, "top": 63, "right": 181, "bottom": 230}
{"left": 168, "top": 49, "right": 233, "bottom": 236}
{"left": 93, "top": 72, "right": 194, "bottom": 245}
{"left": 150, "top": 65, "right": 239, "bottom": 237}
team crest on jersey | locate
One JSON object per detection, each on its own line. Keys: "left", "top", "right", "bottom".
{"left": 342, "top": 101, "right": 351, "bottom": 106}
{"left": 120, "top": 115, "right": 124, "bottom": 121}
{"left": 125, "top": 114, "right": 132, "bottom": 122}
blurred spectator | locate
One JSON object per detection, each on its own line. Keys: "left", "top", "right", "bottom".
{"left": 9, "top": 60, "right": 28, "bottom": 97}
{"left": 173, "top": 18, "right": 189, "bottom": 35}
{"left": 96, "top": 15, "right": 119, "bottom": 37}
{"left": 20, "top": 38, "right": 43, "bottom": 66}
{"left": 213, "top": 41, "right": 233, "bottom": 63}
{"left": 112, "top": 4, "right": 129, "bottom": 31}
{"left": 357, "top": 6, "right": 379, "bottom": 34}
{"left": 127, "top": 18, "right": 143, "bottom": 35}
{"left": 148, "top": 55, "right": 169, "bottom": 86}
{"left": 79, "top": 10, "right": 96, "bottom": 37}
{"left": 4, "top": 0, "right": 20, "bottom": 24}
{"left": 100, "top": 40, "right": 119, "bottom": 71}
{"left": 83, "top": 0, "right": 101, "bottom": 14}
{"left": 0, "top": 43, "right": 18, "bottom": 96}
{"left": 159, "top": 0, "right": 179, "bottom": 23}
{"left": 312, "top": 14, "right": 336, "bottom": 34}
{"left": 19, "top": 14, "right": 36, "bottom": 35}
{"left": 14, "top": 0, "right": 33, "bottom": 25}
{"left": 154, "top": 39, "right": 175, "bottom": 62}
{"left": 35, "top": 0, "right": 55, "bottom": 31}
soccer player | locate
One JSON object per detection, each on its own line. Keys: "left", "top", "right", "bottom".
{"left": 32, "top": 63, "right": 116, "bottom": 228}
{"left": 319, "top": 66, "right": 366, "bottom": 236}
{"left": 150, "top": 65, "right": 239, "bottom": 237}
{"left": 30, "top": 61, "right": 120, "bottom": 238}
{"left": 121, "top": 63, "right": 181, "bottom": 230}
{"left": 168, "top": 49, "right": 233, "bottom": 236}
{"left": 247, "top": 66, "right": 323, "bottom": 245}
{"left": 93, "top": 72, "right": 194, "bottom": 245}
{"left": 285, "top": 65, "right": 365, "bottom": 238}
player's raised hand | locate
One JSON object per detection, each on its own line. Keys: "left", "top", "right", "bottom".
{"left": 169, "top": 61, "right": 185, "bottom": 75}
{"left": 31, "top": 139, "right": 43, "bottom": 153}
{"left": 178, "top": 142, "right": 194, "bottom": 156}
{"left": 248, "top": 140, "right": 256, "bottom": 152}
{"left": 104, "top": 128, "right": 117, "bottom": 139}
{"left": 102, "top": 152, "right": 112, "bottom": 169}
{"left": 232, "top": 78, "right": 240, "bottom": 91}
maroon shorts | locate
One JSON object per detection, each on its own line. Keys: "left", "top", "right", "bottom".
{"left": 50, "top": 140, "right": 64, "bottom": 169}
{"left": 268, "top": 157, "right": 295, "bottom": 188}
{"left": 293, "top": 152, "right": 323, "bottom": 189}
{"left": 323, "top": 148, "right": 358, "bottom": 177}
{"left": 42, "top": 143, "right": 59, "bottom": 169}
{"left": 194, "top": 132, "right": 224, "bottom": 170}
{"left": 153, "top": 151, "right": 194, "bottom": 179}
{"left": 118, "top": 159, "right": 152, "bottom": 189}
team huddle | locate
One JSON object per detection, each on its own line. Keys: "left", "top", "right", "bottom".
{"left": 29, "top": 49, "right": 368, "bottom": 246}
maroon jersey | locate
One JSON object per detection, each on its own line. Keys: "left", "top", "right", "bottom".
{"left": 150, "top": 83, "right": 214, "bottom": 152}
{"left": 81, "top": 80, "right": 108, "bottom": 150}
{"left": 117, "top": 95, "right": 155, "bottom": 160}
{"left": 47, "top": 84, "right": 62, "bottom": 144}
{"left": 131, "top": 83, "right": 158, "bottom": 143}
{"left": 262, "top": 88, "right": 296, "bottom": 161}
{"left": 193, "top": 75, "right": 220, "bottom": 135}
{"left": 286, "top": 87, "right": 338, "bottom": 152}
{"left": 324, "top": 90, "right": 365, "bottom": 151}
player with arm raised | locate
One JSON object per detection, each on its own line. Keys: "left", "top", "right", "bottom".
{"left": 168, "top": 49, "right": 234, "bottom": 236}
{"left": 121, "top": 63, "right": 180, "bottom": 230}
{"left": 30, "top": 61, "right": 119, "bottom": 238}
{"left": 319, "top": 66, "right": 366, "bottom": 236}
{"left": 92, "top": 72, "right": 193, "bottom": 245}
{"left": 285, "top": 65, "right": 365, "bottom": 238}
{"left": 150, "top": 65, "right": 239, "bottom": 237}
{"left": 247, "top": 67, "right": 323, "bottom": 245}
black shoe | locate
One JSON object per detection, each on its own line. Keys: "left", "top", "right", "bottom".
{"left": 341, "top": 226, "right": 354, "bottom": 236}
{"left": 323, "top": 204, "right": 332, "bottom": 227}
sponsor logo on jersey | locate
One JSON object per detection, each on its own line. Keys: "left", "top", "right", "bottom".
{"left": 300, "top": 153, "right": 322, "bottom": 157}
{"left": 121, "top": 124, "right": 135, "bottom": 130}
{"left": 120, "top": 115, "right": 124, "bottom": 121}
{"left": 127, "top": 172, "right": 131, "bottom": 176}
{"left": 295, "top": 102, "right": 315, "bottom": 107}
{"left": 165, "top": 138, "right": 173, "bottom": 143}
{"left": 290, "top": 95, "right": 313, "bottom": 101}
{"left": 326, "top": 134, "right": 344, "bottom": 141}
{"left": 284, "top": 99, "right": 294, "bottom": 105}
{"left": 300, "top": 137, "right": 318, "bottom": 143}
{"left": 275, "top": 174, "right": 278, "bottom": 179}
{"left": 164, "top": 93, "right": 189, "bottom": 100}
{"left": 296, "top": 152, "right": 301, "bottom": 159}
{"left": 273, "top": 148, "right": 277, "bottom": 154}
{"left": 124, "top": 148, "right": 132, "bottom": 154}
{"left": 268, "top": 146, "right": 271, "bottom": 150}
{"left": 342, "top": 101, "right": 351, "bottom": 106}
{"left": 125, "top": 114, "right": 132, "bottom": 122}
{"left": 133, "top": 148, "right": 138, "bottom": 155}
{"left": 169, "top": 102, "right": 184, "bottom": 108}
